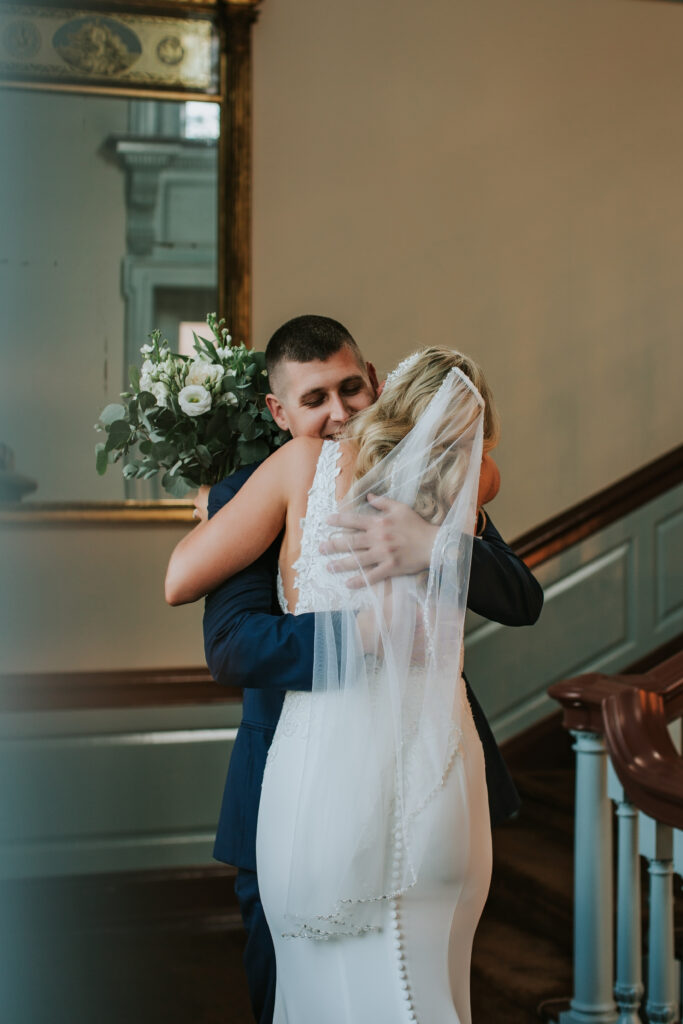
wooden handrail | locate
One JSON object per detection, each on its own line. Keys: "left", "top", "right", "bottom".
{"left": 512, "top": 443, "right": 683, "bottom": 568}
{"left": 548, "top": 650, "right": 683, "bottom": 831}
{"left": 602, "top": 687, "right": 683, "bottom": 831}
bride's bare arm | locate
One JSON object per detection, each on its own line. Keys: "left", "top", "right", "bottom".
{"left": 165, "top": 438, "right": 322, "bottom": 605}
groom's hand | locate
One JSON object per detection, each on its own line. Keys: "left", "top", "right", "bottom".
{"left": 321, "top": 495, "right": 438, "bottom": 588}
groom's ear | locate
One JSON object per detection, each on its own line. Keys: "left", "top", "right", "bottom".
{"left": 266, "top": 392, "right": 290, "bottom": 433}
{"left": 366, "top": 361, "right": 379, "bottom": 398}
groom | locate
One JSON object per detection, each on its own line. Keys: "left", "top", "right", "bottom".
{"left": 200, "top": 315, "right": 543, "bottom": 1024}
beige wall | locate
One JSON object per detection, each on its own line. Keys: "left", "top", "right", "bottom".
{"left": 3, "top": 0, "right": 683, "bottom": 677}
{"left": 252, "top": 0, "right": 683, "bottom": 537}
{"left": 0, "top": 520, "right": 204, "bottom": 674}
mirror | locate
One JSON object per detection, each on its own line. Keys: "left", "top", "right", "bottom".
{"left": 0, "top": 89, "right": 220, "bottom": 502}
{"left": 0, "top": 0, "right": 258, "bottom": 514}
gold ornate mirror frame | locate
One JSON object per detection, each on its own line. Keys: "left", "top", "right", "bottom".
{"left": 0, "top": 0, "right": 260, "bottom": 524}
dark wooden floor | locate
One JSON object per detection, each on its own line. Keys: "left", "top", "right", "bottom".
{"left": 0, "top": 718, "right": 584, "bottom": 1024}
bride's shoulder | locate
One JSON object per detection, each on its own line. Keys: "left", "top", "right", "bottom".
{"left": 268, "top": 436, "right": 325, "bottom": 485}
{"left": 283, "top": 435, "right": 326, "bottom": 465}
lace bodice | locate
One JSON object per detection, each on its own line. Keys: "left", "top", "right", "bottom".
{"left": 271, "top": 440, "right": 368, "bottom": 760}
{"left": 277, "top": 440, "right": 369, "bottom": 617}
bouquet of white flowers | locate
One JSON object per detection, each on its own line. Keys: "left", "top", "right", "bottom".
{"left": 95, "top": 314, "right": 288, "bottom": 497}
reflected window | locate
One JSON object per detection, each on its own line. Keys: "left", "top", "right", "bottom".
{"left": 182, "top": 102, "right": 220, "bottom": 140}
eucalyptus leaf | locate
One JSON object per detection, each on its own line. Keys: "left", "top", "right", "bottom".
{"left": 238, "top": 413, "right": 256, "bottom": 439}
{"left": 162, "top": 471, "right": 194, "bottom": 498}
{"left": 98, "top": 403, "right": 126, "bottom": 427}
{"left": 105, "top": 420, "right": 132, "bottom": 451}
{"left": 95, "top": 444, "right": 108, "bottom": 476}
{"left": 151, "top": 441, "right": 176, "bottom": 461}
{"left": 196, "top": 445, "right": 213, "bottom": 468}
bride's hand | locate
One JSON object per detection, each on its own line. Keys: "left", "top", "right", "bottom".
{"left": 321, "top": 495, "right": 438, "bottom": 588}
{"left": 193, "top": 485, "right": 211, "bottom": 524}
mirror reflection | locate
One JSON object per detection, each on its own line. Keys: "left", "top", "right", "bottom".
{"left": 0, "top": 89, "right": 219, "bottom": 502}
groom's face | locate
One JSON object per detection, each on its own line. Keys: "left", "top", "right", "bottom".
{"left": 266, "top": 346, "right": 378, "bottom": 439}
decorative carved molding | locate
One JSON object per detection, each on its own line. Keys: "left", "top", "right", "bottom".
{"left": 0, "top": 3, "right": 221, "bottom": 94}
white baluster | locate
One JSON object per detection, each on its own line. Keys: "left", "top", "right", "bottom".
{"left": 559, "top": 731, "right": 618, "bottom": 1024}
{"left": 640, "top": 815, "right": 677, "bottom": 1024}
{"left": 607, "top": 764, "right": 643, "bottom": 1024}
{"left": 674, "top": 829, "right": 682, "bottom": 880}
{"left": 613, "top": 799, "right": 644, "bottom": 1024}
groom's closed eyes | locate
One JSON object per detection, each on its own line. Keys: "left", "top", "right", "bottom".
{"left": 299, "top": 376, "right": 367, "bottom": 408}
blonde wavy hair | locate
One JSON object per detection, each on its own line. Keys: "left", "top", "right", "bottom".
{"left": 343, "top": 347, "right": 499, "bottom": 524}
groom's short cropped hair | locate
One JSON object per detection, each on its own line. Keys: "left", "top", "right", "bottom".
{"left": 266, "top": 315, "right": 365, "bottom": 392}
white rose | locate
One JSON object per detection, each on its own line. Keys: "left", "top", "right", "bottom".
{"left": 178, "top": 384, "right": 212, "bottom": 416}
{"left": 186, "top": 360, "right": 224, "bottom": 387}
{"left": 150, "top": 382, "right": 169, "bottom": 407}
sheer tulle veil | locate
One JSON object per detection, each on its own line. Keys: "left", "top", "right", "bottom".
{"left": 283, "top": 357, "right": 485, "bottom": 939}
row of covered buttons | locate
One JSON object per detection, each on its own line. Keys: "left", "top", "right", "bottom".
{"left": 390, "top": 898, "right": 417, "bottom": 1022}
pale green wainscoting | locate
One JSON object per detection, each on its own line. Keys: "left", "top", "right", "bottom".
{"left": 465, "top": 482, "right": 683, "bottom": 744}
{"left": 0, "top": 703, "right": 241, "bottom": 879}
{"left": 1, "top": 484, "right": 681, "bottom": 880}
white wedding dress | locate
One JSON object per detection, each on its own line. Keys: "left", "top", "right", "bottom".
{"left": 256, "top": 440, "right": 492, "bottom": 1024}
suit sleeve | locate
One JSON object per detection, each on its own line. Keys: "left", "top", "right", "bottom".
{"left": 467, "top": 513, "right": 544, "bottom": 626}
{"left": 203, "top": 475, "right": 316, "bottom": 692}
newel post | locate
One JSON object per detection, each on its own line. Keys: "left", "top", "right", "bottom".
{"left": 549, "top": 675, "right": 620, "bottom": 1024}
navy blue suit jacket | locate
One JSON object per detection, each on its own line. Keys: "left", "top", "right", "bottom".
{"left": 205, "top": 462, "right": 544, "bottom": 871}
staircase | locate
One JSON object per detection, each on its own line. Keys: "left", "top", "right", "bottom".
{"left": 2, "top": 708, "right": 679, "bottom": 1023}
{"left": 471, "top": 720, "right": 575, "bottom": 1022}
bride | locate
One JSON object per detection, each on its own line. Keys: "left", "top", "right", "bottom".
{"left": 167, "top": 347, "right": 493, "bottom": 1024}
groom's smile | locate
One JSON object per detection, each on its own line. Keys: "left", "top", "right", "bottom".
{"left": 265, "top": 346, "right": 378, "bottom": 440}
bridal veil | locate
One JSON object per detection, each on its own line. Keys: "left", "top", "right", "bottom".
{"left": 284, "top": 359, "right": 485, "bottom": 940}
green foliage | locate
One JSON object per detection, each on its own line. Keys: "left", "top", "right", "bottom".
{"left": 94, "top": 314, "right": 288, "bottom": 495}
